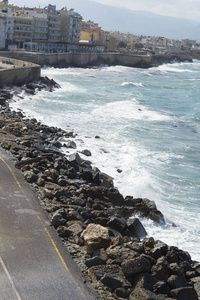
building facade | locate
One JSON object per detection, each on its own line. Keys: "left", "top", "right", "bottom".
{"left": 0, "top": 1, "right": 82, "bottom": 52}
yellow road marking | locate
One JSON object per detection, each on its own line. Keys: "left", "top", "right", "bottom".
{"left": 0, "top": 154, "right": 87, "bottom": 300}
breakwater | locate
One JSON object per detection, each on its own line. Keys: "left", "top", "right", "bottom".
{"left": 0, "top": 51, "right": 192, "bottom": 69}
{"left": 0, "top": 56, "right": 40, "bottom": 87}
{"left": 0, "top": 82, "right": 200, "bottom": 300}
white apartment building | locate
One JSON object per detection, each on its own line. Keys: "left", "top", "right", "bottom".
{"left": 0, "top": 1, "right": 82, "bottom": 52}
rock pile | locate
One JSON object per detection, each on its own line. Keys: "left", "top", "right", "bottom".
{"left": 0, "top": 80, "right": 199, "bottom": 300}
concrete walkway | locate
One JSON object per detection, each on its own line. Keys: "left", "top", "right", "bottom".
{"left": 0, "top": 147, "right": 97, "bottom": 300}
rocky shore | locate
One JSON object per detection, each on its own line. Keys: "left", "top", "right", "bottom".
{"left": 0, "top": 79, "right": 200, "bottom": 300}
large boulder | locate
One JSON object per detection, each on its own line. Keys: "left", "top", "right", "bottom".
{"left": 151, "top": 256, "right": 169, "bottom": 281}
{"left": 106, "top": 216, "right": 126, "bottom": 233}
{"left": 170, "top": 287, "right": 198, "bottom": 300}
{"left": 81, "top": 224, "right": 111, "bottom": 252}
{"left": 100, "top": 273, "right": 131, "bottom": 292}
{"left": 132, "top": 272, "right": 158, "bottom": 291}
{"left": 51, "top": 208, "right": 68, "bottom": 228}
{"left": 122, "top": 255, "right": 151, "bottom": 278}
{"left": 126, "top": 218, "right": 147, "bottom": 239}
{"left": 24, "top": 171, "right": 38, "bottom": 183}
{"left": 167, "top": 275, "right": 187, "bottom": 289}
{"left": 106, "top": 245, "right": 139, "bottom": 261}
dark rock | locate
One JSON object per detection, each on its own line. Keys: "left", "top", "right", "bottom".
{"left": 81, "top": 149, "right": 91, "bottom": 156}
{"left": 68, "top": 153, "right": 82, "bottom": 165}
{"left": 51, "top": 208, "right": 68, "bottom": 228}
{"left": 167, "top": 275, "right": 187, "bottom": 289}
{"left": 37, "top": 176, "right": 45, "bottom": 186}
{"left": 15, "top": 157, "right": 43, "bottom": 169}
{"left": 126, "top": 218, "right": 147, "bottom": 239}
{"left": 107, "top": 188, "right": 124, "bottom": 205}
{"left": 192, "top": 277, "right": 200, "bottom": 299}
{"left": 85, "top": 186, "right": 108, "bottom": 200}
{"left": 66, "top": 222, "right": 84, "bottom": 236}
{"left": 115, "top": 287, "right": 129, "bottom": 298}
{"left": 169, "top": 262, "right": 186, "bottom": 281}
{"left": 143, "top": 237, "right": 155, "bottom": 249}
{"left": 95, "top": 217, "right": 110, "bottom": 226}
{"left": 71, "top": 197, "right": 86, "bottom": 207}
{"left": 100, "top": 173, "right": 114, "bottom": 189}
{"left": 106, "top": 245, "right": 139, "bottom": 261}
{"left": 81, "top": 169, "right": 93, "bottom": 183}
{"left": 106, "top": 216, "right": 127, "bottom": 233}
{"left": 170, "top": 287, "right": 198, "bottom": 300}
{"left": 100, "top": 273, "right": 129, "bottom": 291}
{"left": 125, "top": 241, "right": 144, "bottom": 254}
{"left": 93, "top": 172, "right": 101, "bottom": 185}
{"left": 85, "top": 256, "right": 106, "bottom": 268}
{"left": 57, "top": 176, "right": 68, "bottom": 186}
{"left": 193, "top": 262, "right": 200, "bottom": 275}
{"left": 151, "top": 241, "right": 168, "bottom": 260}
{"left": 57, "top": 226, "right": 70, "bottom": 238}
{"left": 122, "top": 255, "right": 151, "bottom": 277}
{"left": 132, "top": 272, "right": 158, "bottom": 291}
{"left": 24, "top": 171, "right": 38, "bottom": 183}
{"left": 88, "top": 264, "right": 123, "bottom": 283}
{"left": 153, "top": 281, "right": 170, "bottom": 296}
{"left": 66, "top": 140, "right": 76, "bottom": 149}
{"left": 151, "top": 256, "right": 169, "bottom": 281}
{"left": 129, "top": 288, "right": 161, "bottom": 300}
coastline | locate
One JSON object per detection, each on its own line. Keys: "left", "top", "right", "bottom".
{"left": 0, "top": 51, "right": 193, "bottom": 69}
{"left": 0, "top": 79, "right": 200, "bottom": 299}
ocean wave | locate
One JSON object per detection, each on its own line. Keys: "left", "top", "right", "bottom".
{"left": 92, "top": 100, "right": 172, "bottom": 122}
{"left": 121, "top": 82, "right": 144, "bottom": 87}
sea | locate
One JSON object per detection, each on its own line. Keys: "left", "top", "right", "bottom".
{"left": 10, "top": 60, "right": 200, "bottom": 261}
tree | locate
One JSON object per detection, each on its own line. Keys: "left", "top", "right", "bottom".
{"left": 118, "top": 41, "right": 127, "bottom": 48}
{"left": 134, "top": 43, "right": 144, "bottom": 49}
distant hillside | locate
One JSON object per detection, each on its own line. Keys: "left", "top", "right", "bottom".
{"left": 65, "top": 0, "right": 200, "bottom": 41}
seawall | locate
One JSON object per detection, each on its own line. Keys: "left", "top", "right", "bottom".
{"left": 0, "top": 51, "right": 193, "bottom": 69}
{"left": 0, "top": 56, "right": 40, "bottom": 87}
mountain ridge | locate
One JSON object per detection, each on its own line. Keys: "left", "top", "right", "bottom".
{"left": 65, "top": 0, "right": 200, "bottom": 41}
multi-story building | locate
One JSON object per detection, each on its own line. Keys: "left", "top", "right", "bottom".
{"left": 0, "top": 12, "right": 6, "bottom": 48}
{"left": 82, "top": 20, "right": 101, "bottom": 30}
{"left": 0, "top": 1, "right": 83, "bottom": 52}
{"left": 67, "top": 9, "right": 82, "bottom": 43}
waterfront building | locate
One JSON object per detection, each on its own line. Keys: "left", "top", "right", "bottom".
{"left": 0, "top": 0, "right": 83, "bottom": 52}
{"left": 0, "top": 12, "right": 6, "bottom": 48}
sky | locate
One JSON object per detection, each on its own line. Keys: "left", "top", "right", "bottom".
{"left": 8, "top": 0, "right": 200, "bottom": 22}
{"left": 89, "top": 0, "right": 200, "bottom": 21}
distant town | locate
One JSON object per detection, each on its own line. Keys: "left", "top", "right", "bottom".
{"left": 0, "top": 0, "right": 199, "bottom": 57}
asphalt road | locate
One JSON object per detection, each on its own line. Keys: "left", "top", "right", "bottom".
{"left": 0, "top": 147, "right": 97, "bottom": 300}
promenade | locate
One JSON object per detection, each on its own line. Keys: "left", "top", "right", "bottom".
{"left": 0, "top": 147, "right": 96, "bottom": 300}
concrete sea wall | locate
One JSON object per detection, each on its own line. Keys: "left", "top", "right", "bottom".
{"left": 0, "top": 51, "right": 152, "bottom": 68}
{"left": 0, "top": 56, "right": 40, "bottom": 87}
{"left": 0, "top": 51, "right": 192, "bottom": 69}
{"left": 0, "top": 51, "right": 192, "bottom": 87}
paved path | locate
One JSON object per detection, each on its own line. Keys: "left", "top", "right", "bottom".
{"left": 0, "top": 147, "right": 97, "bottom": 300}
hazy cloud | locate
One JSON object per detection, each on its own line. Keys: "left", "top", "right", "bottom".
{"left": 89, "top": 0, "right": 200, "bottom": 21}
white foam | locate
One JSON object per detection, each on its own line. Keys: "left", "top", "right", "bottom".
{"left": 92, "top": 100, "right": 172, "bottom": 122}
{"left": 121, "top": 82, "right": 144, "bottom": 87}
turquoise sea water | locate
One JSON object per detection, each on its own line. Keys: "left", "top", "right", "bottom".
{"left": 11, "top": 61, "right": 200, "bottom": 261}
